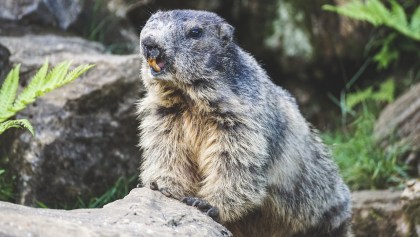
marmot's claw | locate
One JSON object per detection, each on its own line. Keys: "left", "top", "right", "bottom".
{"left": 181, "top": 196, "right": 198, "bottom": 206}
{"left": 150, "top": 181, "right": 158, "bottom": 190}
{"left": 182, "top": 197, "right": 219, "bottom": 220}
{"left": 159, "top": 187, "right": 173, "bottom": 197}
{"left": 206, "top": 207, "right": 220, "bottom": 220}
{"left": 149, "top": 182, "right": 173, "bottom": 197}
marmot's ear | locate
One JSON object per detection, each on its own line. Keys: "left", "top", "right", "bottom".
{"left": 218, "top": 23, "right": 234, "bottom": 46}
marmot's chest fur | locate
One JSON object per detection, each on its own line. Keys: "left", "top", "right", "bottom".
{"left": 138, "top": 9, "right": 351, "bottom": 237}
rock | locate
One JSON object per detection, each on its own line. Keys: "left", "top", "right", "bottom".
{"left": 0, "top": 0, "right": 138, "bottom": 54}
{"left": 0, "top": 34, "right": 143, "bottom": 206}
{"left": 374, "top": 82, "right": 420, "bottom": 177}
{"left": 68, "top": 0, "right": 139, "bottom": 54}
{"left": 0, "top": 0, "right": 83, "bottom": 30}
{"left": 4, "top": 186, "right": 420, "bottom": 237}
{"left": 401, "top": 179, "right": 420, "bottom": 201}
{"left": 0, "top": 188, "right": 232, "bottom": 237}
{"left": 0, "top": 43, "right": 11, "bottom": 83}
{"left": 351, "top": 190, "right": 403, "bottom": 237}
{"left": 351, "top": 182, "right": 420, "bottom": 237}
{"left": 401, "top": 179, "right": 420, "bottom": 237}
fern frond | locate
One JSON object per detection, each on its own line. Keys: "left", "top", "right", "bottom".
{"left": 389, "top": 0, "right": 407, "bottom": 27}
{"left": 0, "top": 65, "right": 20, "bottom": 123}
{"left": 323, "top": 0, "right": 420, "bottom": 41}
{"left": 60, "top": 64, "right": 95, "bottom": 87}
{"left": 346, "top": 87, "right": 373, "bottom": 110}
{"left": 14, "top": 62, "right": 93, "bottom": 115}
{"left": 373, "top": 33, "right": 399, "bottom": 69}
{"left": 345, "top": 79, "right": 395, "bottom": 110}
{"left": 13, "top": 61, "right": 49, "bottom": 112}
{"left": 41, "top": 61, "right": 72, "bottom": 94}
{"left": 0, "top": 119, "right": 34, "bottom": 136}
{"left": 371, "top": 79, "right": 394, "bottom": 102}
{"left": 410, "top": 7, "right": 420, "bottom": 33}
{"left": 324, "top": 4, "right": 367, "bottom": 24}
{"left": 0, "top": 61, "right": 94, "bottom": 129}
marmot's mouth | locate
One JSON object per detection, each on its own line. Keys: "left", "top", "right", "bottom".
{"left": 147, "top": 56, "right": 166, "bottom": 74}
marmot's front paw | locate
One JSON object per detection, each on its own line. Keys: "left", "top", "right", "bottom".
{"left": 150, "top": 181, "right": 174, "bottom": 198}
{"left": 182, "top": 196, "right": 219, "bottom": 220}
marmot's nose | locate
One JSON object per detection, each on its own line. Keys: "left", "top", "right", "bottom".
{"left": 141, "top": 36, "right": 161, "bottom": 59}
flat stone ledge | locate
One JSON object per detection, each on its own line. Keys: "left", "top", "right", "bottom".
{"left": 0, "top": 188, "right": 232, "bottom": 237}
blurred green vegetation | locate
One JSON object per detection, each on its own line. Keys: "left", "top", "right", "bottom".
{"left": 35, "top": 175, "right": 137, "bottom": 209}
{"left": 323, "top": 80, "right": 409, "bottom": 190}
{"left": 0, "top": 167, "right": 15, "bottom": 202}
{"left": 323, "top": 0, "right": 418, "bottom": 190}
{"left": 83, "top": 0, "right": 136, "bottom": 54}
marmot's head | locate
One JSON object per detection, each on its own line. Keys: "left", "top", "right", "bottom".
{"left": 140, "top": 10, "right": 235, "bottom": 87}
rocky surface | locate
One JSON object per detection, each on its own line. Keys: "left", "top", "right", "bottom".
{"left": 0, "top": 34, "right": 142, "bottom": 206}
{"left": 0, "top": 0, "right": 138, "bottom": 54}
{"left": 0, "top": 188, "right": 232, "bottom": 237}
{"left": 374, "top": 82, "right": 420, "bottom": 177}
{"left": 0, "top": 43, "right": 11, "bottom": 83}
{"left": 1, "top": 184, "right": 419, "bottom": 237}
{"left": 0, "top": 0, "right": 83, "bottom": 30}
{"left": 352, "top": 180, "right": 420, "bottom": 237}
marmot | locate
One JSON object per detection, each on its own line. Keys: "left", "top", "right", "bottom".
{"left": 137, "top": 10, "right": 352, "bottom": 237}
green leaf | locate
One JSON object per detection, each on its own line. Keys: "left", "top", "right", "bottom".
{"left": 13, "top": 60, "right": 49, "bottom": 112}
{"left": 323, "top": 0, "right": 420, "bottom": 41}
{"left": 60, "top": 64, "right": 95, "bottom": 86}
{"left": 323, "top": 3, "right": 379, "bottom": 25}
{"left": 410, "top": 6, "right": 420, "bottom": 33}
{"left": 0, "top": 61, "right": 94, "bottom": 136}
{"left": 372, "top": 79, "right": 395, "bottom": 102}
{"left": 0, "top": 65, "right": 20, "bottom": 123}
{"left": 42, "top": 61, "right": 71, "bottom": 94}
{"left": 373, "top": 33, "right": 399, "bottom": 70}
{"left": 345, "top": 79, "right": 395, "bottom": 111}
{"left": 389, "top": 0, "right": 407, "bottom": 26}
{"left": 346, "top": 87, "right": 373, "bottom": 110}
{"left": 0, "top": 119, "right": 34, "bottom": 136}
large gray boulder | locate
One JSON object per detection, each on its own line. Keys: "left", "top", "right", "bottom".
{"left": 0, "top": 188, "right": 232, "bottom": 237}
{"left": 2, "top": 182, "right": 419, "bottom": 237}
{"left": 0, "top": 0, "right": 138, "bottom": 54}
{"left": 1, "top": 34, "right": 142, "bottom": 206}
{"left": 0, "top": 0, "right": 83, "bottom": 30}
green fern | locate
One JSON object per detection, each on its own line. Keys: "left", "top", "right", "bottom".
{"left": 323, "top": 0, "right": 420, "bottom": 41}
{"left": 324, "top": 0, "right": 420, "bottom": 69}
{"left": 0, "top": 119, "right": 34, "bottom": 136}
{"left": 346, "top": 79, "right": 395, "bottom": 110}
{"left": 0, "top": 60, "right": 94, "bottom": 135}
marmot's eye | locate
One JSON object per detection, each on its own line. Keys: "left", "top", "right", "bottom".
{"left": 188, "top": 27, "right": 203, "bottom": 38}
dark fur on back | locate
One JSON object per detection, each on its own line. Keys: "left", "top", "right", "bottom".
{"left": 138, "top": 10, "right": 352, "bottom": 237}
